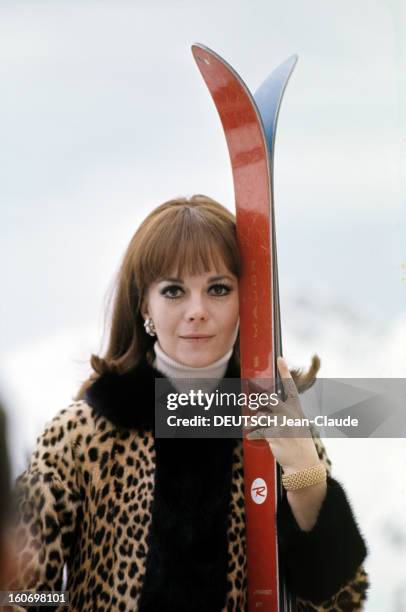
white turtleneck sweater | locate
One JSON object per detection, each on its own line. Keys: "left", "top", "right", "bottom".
{"left": 152, "top": 340, "right": 233, "bottom": 394}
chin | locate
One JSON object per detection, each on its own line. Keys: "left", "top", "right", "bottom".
{"left": 178, "top": 349, "right": 217, "bottom": 368}
{"left": 182, "top": 356, "right": 211, "bottom": 368}
{"left": 196, "top": 359, "right": 214, "bottom": 368}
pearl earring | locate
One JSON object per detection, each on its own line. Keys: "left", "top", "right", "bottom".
{"left": 144, "top": 317, "right": 156, "bottom": 337}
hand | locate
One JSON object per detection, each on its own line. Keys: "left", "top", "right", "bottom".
{"left": 246, "top": 356, "right": 321, "bottom": 474}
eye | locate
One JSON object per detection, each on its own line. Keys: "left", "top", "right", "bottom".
{"left": 160, "top": 284, "right": 184, "bottom": 299}
{"left": 209, "top": 283, "right": 232, "bottom": 296}
{"left": 160, "top": 282, "right": 233, "bottom": 299}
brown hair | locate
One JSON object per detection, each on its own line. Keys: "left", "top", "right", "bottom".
{"left": 75, "top": 195, "right": 242, "bottom": 399}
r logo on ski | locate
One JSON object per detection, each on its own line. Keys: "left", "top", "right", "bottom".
{"left": 251, "top": 477, "right": 268, "bottom": 504}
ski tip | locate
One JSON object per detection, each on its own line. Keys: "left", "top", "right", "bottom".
{"left": 282, "top": 54, "right": 299, "bottom": 68}
{"left": 191, "top": 42, "right": 211, "bottom": 55}
{"left": 271, "top": 54, "right": 299, "bottom": 79}
{"left": 287, "top": 53, "right": 299, "bottom": 67}
{"left": 191, "top": 43, "right": 212, "bottom": 65}
{"left": 191, "top": 43, "right": 227, "bottom": 70}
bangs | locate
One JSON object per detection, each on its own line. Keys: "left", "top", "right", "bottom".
{"left": 138, "top": 205, "right": 240, "bottom": 285}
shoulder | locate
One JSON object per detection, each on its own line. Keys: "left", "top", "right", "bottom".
{"left": 34, "top": 400, "right": 115, "bottom": 447}
{"left": 84, "top": 358, "right": 159, "bottom": 430}
{"left": 26, "top": 400, "right": 117, "bottom": 484}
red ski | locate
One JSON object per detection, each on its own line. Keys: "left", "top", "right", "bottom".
{"left": 192, "top": 44, "right": 297, "bottom": 611}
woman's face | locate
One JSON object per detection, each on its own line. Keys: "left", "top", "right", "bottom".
{"left": 142, "top": 263, "right": 240, "bottom": 367}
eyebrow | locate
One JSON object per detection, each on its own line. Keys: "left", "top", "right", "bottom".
{"left": 159, "top": 275, "right": 235, "bottom": 283}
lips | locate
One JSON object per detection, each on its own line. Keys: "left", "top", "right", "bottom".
{"left": 179, "top": 335, "right": 214, "bottom": 339}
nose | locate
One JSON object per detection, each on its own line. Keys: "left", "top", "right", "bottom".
{"left": 184, "top": 294, "right": 209, "bottom": 322}
{"left": 187, "top": 313, "right": 207, "bottom": 321}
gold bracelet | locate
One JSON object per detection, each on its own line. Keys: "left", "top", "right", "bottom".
{"left": 281, "top": 463, "right": 327, "bottom": 491}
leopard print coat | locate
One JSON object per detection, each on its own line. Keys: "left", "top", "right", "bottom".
{"left": 9, "top": 357, "right": 369, "bottom": 611}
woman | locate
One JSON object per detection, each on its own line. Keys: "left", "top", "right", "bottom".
{"left": 10, "top": 195, "right": 369, "bottom": 611}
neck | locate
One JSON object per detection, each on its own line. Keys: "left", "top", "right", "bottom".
{"left": 152, "top": 341, "right": 233, "bottom": 393}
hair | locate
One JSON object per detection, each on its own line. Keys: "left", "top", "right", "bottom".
{"left": 75, "top": 195, "right": 242, "bottom": 400}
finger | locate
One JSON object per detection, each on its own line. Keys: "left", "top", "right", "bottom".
{"left": 246, "top": 426, "right": 275, "bottom": 440}
{"left": 244, "top": 409, "right": 275, "bottom": 433}
{"left": 277, "top": 356, "right": 299, "bottom": 400}
{"left": 246, "top": 429, "right": 264, "bottom": 440}
{"left": 245, "top": 378, "right": 274, "bottom": 396}
{"left": 244, "top": 421, "right": 266, "bottom": 436}
{"left": 246, "top": 426, "right": 283, "bottom": 441}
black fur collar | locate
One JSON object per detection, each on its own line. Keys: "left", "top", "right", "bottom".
{"left": 85, "top": 355, "right": 241, "bottom": 611}
{"left": 85, "top": 355, "right": 240, "bottom": 432}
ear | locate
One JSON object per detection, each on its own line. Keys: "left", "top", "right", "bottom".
{"left": 140, "top": 297, "right": 149, "bottom": 320}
